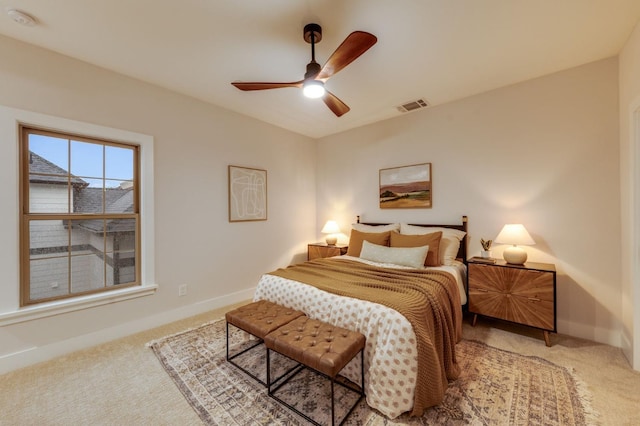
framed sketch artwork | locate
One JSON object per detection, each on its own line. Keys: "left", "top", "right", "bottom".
{"left": 228, "top": 165, "right": 267, "bottom": 222}
{"left": 379, "top": 163, "right": 432, "bottom": 209}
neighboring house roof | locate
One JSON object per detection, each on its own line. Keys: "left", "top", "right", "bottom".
{"left": 77, "top": 216, "right": 135, "bottom": 234}
{"left": 105, "top": 189, "right": 134, "bottom": 214}
{"left": 76, "top": 188, "right": 135, "bottom": 234}
{"left": 29, "top": 151, "right": 136, "bottom": 234}
{"left": 29, "top": 151, "right": 87, "bottom": 186}
{"left": 74, "top": 187, "right": 134, "bottom": 214}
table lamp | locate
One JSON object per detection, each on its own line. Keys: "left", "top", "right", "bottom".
{"left": 321, "top": 220, "right": 341, "bottom": 245}
{"left": 495, "top": 224, "right": 535, "bottom": 264}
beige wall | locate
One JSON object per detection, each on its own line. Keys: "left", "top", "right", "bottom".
{"left": 0, "top": 31, "right": 631, "bottom": 372}
{"left": 317, "top": 57, "right": 622, "bottom": 346}
{"left": 0, "top": 35, "right": 316, "bottom": 372}
{"left": 619, "top": 20, "right": 640, "bottom": 369}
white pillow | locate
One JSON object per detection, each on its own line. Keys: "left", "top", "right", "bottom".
{"left": 352, "top": 222, "right": 400, "bottom": 233}
{"left": 438, "top": 238, "right": 462, "bottom": 266}
{"left": 399, "top": 224, "right": 466, "bottom": 266}
{"left": 359, "top": 240, "right": 429, "bottom": 269}
{"left": 399, "top": 224, "right": 466, "bottom": 240}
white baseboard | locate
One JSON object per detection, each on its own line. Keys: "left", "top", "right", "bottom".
{"left": 620, "top": 330, "right": 634, "bottom": 368}
{"left": 0, "top": 287, "right": 255, "bottom": 375}
{"left": 556, "top": 318, "right": 621, "bottom": 348}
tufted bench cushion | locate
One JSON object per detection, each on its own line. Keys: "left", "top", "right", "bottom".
{"left": 264, "top": 316, "right": 365, "bottom": 378}
{"left": 225, "top": 300, "right": 305, "bottom": 339}
{"left": 264, "top": 315, "right": 366, "bottom": 426}
{"left": 226, "top": 300, "right": 304, "bottom": 386}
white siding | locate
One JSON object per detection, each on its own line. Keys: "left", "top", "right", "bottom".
{"left": 29, "top": 183, "right": 69, "bottom": 213}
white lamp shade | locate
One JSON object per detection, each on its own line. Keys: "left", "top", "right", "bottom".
{"left": 495, "top": 224, "right": 535, "bottom": 264}
{"left": 321, "top": 220, "right": 340, "bottom": 245}
{"left": 321, "top": 220, "right": 341, "bottom": 234}
{"left": 494, "top": 224, "right": 535, "bottom": 246}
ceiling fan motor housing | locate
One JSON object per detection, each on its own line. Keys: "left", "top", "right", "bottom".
{"left": 305, "top": 61, "right": 322, "bottom": 79}
{"left": 303, "top": 23, "right": 322, "bottom": 44}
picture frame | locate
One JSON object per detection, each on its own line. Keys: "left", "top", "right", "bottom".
{"left": 379, "top": 163, "right": 432, "bottom": 209}
{"left": 228, "top": 165, "right": 267, "bottom": 222}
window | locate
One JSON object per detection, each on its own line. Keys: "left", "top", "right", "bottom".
{"left": 20, "top": 126, "right": 140, "bottom": 306}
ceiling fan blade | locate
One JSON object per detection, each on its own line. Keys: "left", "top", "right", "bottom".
{"left": 232, "top": 81, "right": 303, "bottom": 91}
{"left": 323, "top": 91, "right": 350, "bottom": 117}
{"left": 317, "top": 31, "right": 377, "bottom": 81}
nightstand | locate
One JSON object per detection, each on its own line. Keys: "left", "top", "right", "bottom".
{"left": 308, "top": 243, "right": 348, "bottom": 261}
{"left": 467, "top": 259, "right": 556, "bottom": 346}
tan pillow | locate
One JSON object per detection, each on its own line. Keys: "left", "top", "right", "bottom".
{"left": 399, "top": 224, "right": 466, "bottom": 265}
{"left": 390, "top": 230, "right": 442, "bottom": 266}
{"left": 347, "top": 229, "right": 391, "bottom": 257}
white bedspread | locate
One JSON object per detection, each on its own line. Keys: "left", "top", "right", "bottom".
{"left": 253, "top": 256, "right": 466, "bottom": 419}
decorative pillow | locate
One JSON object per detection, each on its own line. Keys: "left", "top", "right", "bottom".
{"left": 390, "top": 231, "right": 442, "bottom": 266}
{"left": 441, "top": 238, "right": 462, "bottom": 265}
{"left": 399, "top": 224, "right": 466, "bottom": 265}
{"left": 346, "top": 229, "right": 391, "bottom": 257}
{"left": 399, "top": 224, "right": 466, "bottom": 240}
{"left": 359, "top": 240, "right": 429, "bottom": 269}
{"left": 351, "top": 223, "right": 400, "bottom": 233}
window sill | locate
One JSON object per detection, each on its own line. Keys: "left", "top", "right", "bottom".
{"left": 0, "top": 284, "right": 158, "bottom": 326}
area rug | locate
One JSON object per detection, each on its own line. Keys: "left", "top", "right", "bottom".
{"left": 148, "top": 318, "right": 598, "bottom": 425}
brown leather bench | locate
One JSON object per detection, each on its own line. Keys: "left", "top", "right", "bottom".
{"left": 225, "top": 300, "right": 304, "bottom": 385}
{"left": 264, "top": 315, "right": 366, "bottom": 426}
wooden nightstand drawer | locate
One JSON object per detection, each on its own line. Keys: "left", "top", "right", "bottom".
{"left": 469, "top": 289, "right": 554, "bottom": 330}
{"left": 468, "top": 263, "right": 554, "bottom": 301}
{"left": 308, "top": 243, "right": 348, "bottom": 261}
{"left": 467, "top": 260, "right": 556, "bottom": 346}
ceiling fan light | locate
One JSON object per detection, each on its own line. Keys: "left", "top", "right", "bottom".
{"left": 303, "top": 80, "right": 325, "bottom": 98}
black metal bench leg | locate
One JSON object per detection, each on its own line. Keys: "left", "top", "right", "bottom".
{"left": 361, "top": 349, "right": 365, "bottom": 398}
{"left": 267, "top": 348, "right": 365, "bottom": 426}
{"left": 331, "top": 378, "right": 335, "bottom": 426}
{"left": 226, "top": 321, "right": 230, "bottom": 360}
{"left": 266, "top": 348, "right": 271, "bottom": 390}
{"left": 225, "top": 322, "right": 267, "bottom": 385}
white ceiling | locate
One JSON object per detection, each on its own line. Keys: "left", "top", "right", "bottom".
{"left": 1, "top": 1, "right": 639, "bottom": 139}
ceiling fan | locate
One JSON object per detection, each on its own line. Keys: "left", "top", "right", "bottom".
{"left": 231, "top": 23, "right": 377, "bottom": 117}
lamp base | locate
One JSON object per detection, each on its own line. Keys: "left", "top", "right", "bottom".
{"left": 325, "top": 235, "right": 337, "bottom": 245}
{"left": 503, "top": 246, "right": 527, "bottom": 264}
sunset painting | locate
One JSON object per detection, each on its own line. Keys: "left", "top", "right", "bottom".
{"left": 379, "top": 163, "right": 432, "bottom": 209}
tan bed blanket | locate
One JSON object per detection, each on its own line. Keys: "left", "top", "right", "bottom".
{"left": 268, "top": 257, "right": 462, "bottom": 416}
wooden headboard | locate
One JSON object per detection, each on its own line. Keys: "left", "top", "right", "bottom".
{"left": 357, "top": 215, "right": 468, "bottom": 261}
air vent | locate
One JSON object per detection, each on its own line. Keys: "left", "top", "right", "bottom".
{"left": 397, "top": 98, "right": 429, "bottom": 113}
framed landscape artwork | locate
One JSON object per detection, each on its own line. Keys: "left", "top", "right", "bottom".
{"left": 228, "top": 165, "right": 267, "bottom": 222}
{"left": 379, "top": 163, "right": 432, "bottom": 209}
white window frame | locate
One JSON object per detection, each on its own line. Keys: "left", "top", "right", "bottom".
{"left": 0, "top": 106, "right": 156, "bottom": 326}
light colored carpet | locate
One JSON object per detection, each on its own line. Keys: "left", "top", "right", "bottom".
{"left": 149, "top": 319, "right": 598, "bottom": 425}
{"left": 1, "top": 305, "right": 639, "bottom": 425}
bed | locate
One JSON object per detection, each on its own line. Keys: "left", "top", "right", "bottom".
{"left": 253, "top": 216, "right": 468, "bottom": 419}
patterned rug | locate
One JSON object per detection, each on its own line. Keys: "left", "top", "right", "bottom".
{"left": 148, "top": 319, "right": 598, "bottom": 425}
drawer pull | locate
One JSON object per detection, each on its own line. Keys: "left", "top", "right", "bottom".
{"left": 528, "top": 297, "right": 541, "bottom": 302}
{"left": 476, "top": 288, "right": 489, "bottom": 293}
